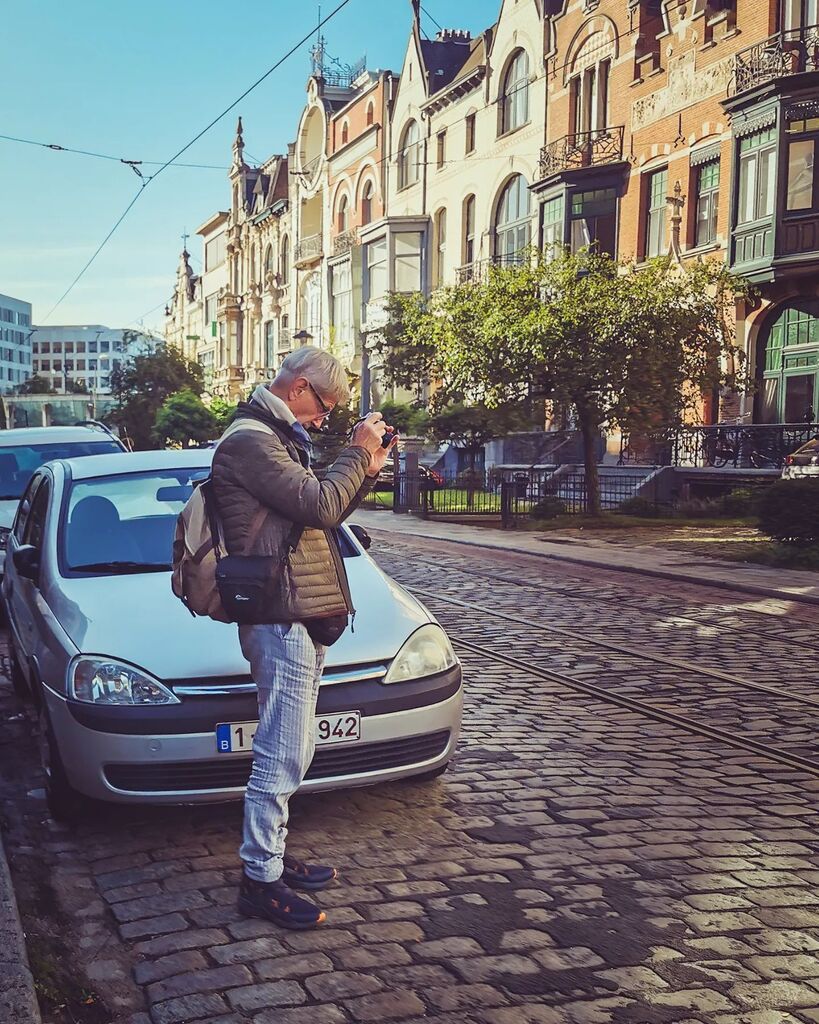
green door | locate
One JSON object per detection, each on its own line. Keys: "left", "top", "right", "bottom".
{"left": 759, "top": 300, "right": 819, "bottom": 423}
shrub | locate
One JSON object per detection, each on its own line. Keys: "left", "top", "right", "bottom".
{"left": 456, "top": 468, "right": 484, "bottom": 490}
{"left": 720, "top": 487, "right": 757, "bottom": 517}
{"left": 619, "top": 496, "right": 659, "bottom": 517}
{"left": 757, "top": 479, "right": 819, "bottom": 544}
{"left": 531, "top": 496, "right": 568, "bottom": 519}
{"left": 675, "top": 497, "right": 722, "bottom": 518}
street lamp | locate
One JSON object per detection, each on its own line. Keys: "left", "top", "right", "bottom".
{"left": 292, "top": 329, "right": 313, "bottom": 347}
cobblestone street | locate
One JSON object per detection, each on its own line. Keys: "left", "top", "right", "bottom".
{"left": 1, "top": 532, "right": 818, "bottom": 1024}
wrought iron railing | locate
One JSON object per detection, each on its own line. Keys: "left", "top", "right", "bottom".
{"left": 294, "top": 233, "right": 323, "bottom": 264}
{"left": 455, "top": 261, "right": 489, "bottom": 283}
{"left": 619, "top": 423, "right": 819, "bottom": 469}
{"left": 539, "top": 126, "right": 625, "bottom": 179}
{"left": 734, "top": 24, "right": 819, "bottom": 92}
{"left": 333, "top": 229, "right": 358, "bottom": 256}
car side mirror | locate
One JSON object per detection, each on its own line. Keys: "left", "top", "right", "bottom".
{"left": 13, "top": 545, "right": 40, "bottom": 582}
{"left": 349, "top": 524, "right": 372, "bottom": 550}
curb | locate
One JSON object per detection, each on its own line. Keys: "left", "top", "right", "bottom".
{"left": 364, "top": 523, "right": 819, "bottom": 607}
{"left": 0, "top": 827, "right": 41, "bottom": 1024}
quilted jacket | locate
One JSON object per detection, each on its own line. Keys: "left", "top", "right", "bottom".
{"left": 211, "top": 397, "right": 373, "bottom": 624}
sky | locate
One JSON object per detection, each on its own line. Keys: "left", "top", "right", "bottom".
{"left": 0, "top": 0, "right": 502, "bottom": 337}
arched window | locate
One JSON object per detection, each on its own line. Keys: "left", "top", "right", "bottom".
{"left": 361, "top": 180, "right": 375, "bottom": 225}
{"left": 264, "top": 245, "right": 275, "bottom": 275}
{"left": 264, "top": 321, "right": 275, "bottom": 369}
{"left": 434, "top": 208, "right": 447, "bottom": 287}
{"left": 758, "top": 299, "right": 819, "bottom": 423}
{"left": 280, "top": 235, "right": 290, "bottom": 286}
{"left": 463, "top": 194, "right": 476, "bottom": 267}
{"left": 398, "top": 120, "right": 421, "bottom": 189}
{"left": 500, "top": 50, "right": 530, "bottom": 135}
{"left": 341, "top": 121, "right": 349, "bottom": 145}
{"left": 337, "top": 193, "right": 349, "bottom": 234}
{"left": 366, "top": 101, "right": 375, "bottom": 126}
{"left": 494, "top": 175, "right": 532, "bottom": 264}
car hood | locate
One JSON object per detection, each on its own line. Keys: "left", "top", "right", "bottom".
{"left": 0, "top": 499, "right": 19, "bottom": 531}
{"left": 48, "top": 555, "right": 432, "bottom": 681}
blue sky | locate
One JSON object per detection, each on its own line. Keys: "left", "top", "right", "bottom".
{"left": 0, "top": 0, "right": 501, "bottom": 335}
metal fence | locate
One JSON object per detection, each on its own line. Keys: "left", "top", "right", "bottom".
{"left": 619, "top": 423, "right": 819, "bottom": 469}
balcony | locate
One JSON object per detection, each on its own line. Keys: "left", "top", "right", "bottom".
{"left": 294, "top": 233, "right": 323, "bottom": 267}
{"left": 333, "top": 229, "right": 358, "bottom": 256}
{"left": 539, "top": 126, "right": 625, "bottom": 180}
{"left": 734, "top": 25, "right": 819, "bottom": 94}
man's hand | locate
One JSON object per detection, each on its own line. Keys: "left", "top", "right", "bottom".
{"left": 350, "top": 413, "right": 396, "bottom": 476}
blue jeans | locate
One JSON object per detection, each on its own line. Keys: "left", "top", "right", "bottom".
{"left": 238, "top": 622, "right": 326, "bottom": 883}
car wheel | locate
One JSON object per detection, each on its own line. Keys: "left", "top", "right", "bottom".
{"left": 412, "top": 761, "right": 450, "bottom": 783}
{"left": 9, "top": 646, "right": 30, "bottom": 703}
{"left": 38, "top": 705, "right": 94, "bottom": 824}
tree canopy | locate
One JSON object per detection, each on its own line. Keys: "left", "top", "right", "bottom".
{"left": 378, "top": 249, "right": 750, "bottom": 513}
{"left": 106, "top": 345, "right": 204, "bottom": 450}
{"left": 153, "top": 389, "right": 218, "bottom": 448}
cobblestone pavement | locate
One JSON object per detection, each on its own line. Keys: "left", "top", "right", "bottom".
{"left": 1, "top": 534, "right": 818, "bottom": 1024}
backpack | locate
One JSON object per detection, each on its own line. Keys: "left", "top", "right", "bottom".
{"left": 171, "top": 419, "right": 301, "bottom": 624}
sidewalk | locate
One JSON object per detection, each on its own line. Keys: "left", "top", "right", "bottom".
{"left": 351, "top": 509, "right": 819, "bottom": 606}
{"left": 0, "top": 832, "right": 40, "bottom": 1024}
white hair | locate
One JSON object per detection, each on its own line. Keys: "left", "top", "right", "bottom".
{"left": 275, "top": 345, "right": 350, "bottom": 406}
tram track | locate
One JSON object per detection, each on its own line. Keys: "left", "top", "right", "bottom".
{"left": 373, "top": 534, "right": 819, "bottom": 653}
{"left": 449, "top": 634, "right": 819, "bottom": 777}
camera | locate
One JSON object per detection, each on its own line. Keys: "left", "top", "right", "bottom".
{"left": 382, "top": 429, "right": 398, "bottom": 448}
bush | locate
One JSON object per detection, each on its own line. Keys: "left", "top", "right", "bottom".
{"left": 675, "top": 497, "right": 723, "bottom": 518}
{"left": 757, "top": 479, "right": 819, "bottom": 544}
{"left": 531, "top": 496, "right": 568, "bottom": 519}
{"left": 456, "top": 468, "right": 484, "bottom": 490}
{"left": 717, "top": 487, "right": 753, "bottom": 516}
{"left": 619, "top": 496, "right": 659, "bottom": 517}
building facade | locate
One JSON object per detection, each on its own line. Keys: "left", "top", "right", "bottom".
{"left": 0, "top": 293, "right": 32, "bottom": 395}
{"left": 163, "top": 0, "right": 819, "bottom": 425}
{"left": 30, "top": 326, "right": 158, "bottom": 395}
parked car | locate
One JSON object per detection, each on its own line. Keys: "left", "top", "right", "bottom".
{"left": 374, "top": 463, "right": 445, "bottom": 492}
{"left": 782, "top": 436, "right": 819, "bottom": 478}
{"left": 2, "top": 449, "right": 462, "bottom": 820}
{"left": 0, "top": 424, "right": 126, "bottom": 575}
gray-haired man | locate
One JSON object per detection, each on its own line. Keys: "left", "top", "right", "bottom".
{"left": 212, "top": 347, "right": 395, "bottom": 929}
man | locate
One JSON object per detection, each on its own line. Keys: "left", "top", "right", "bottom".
{"left": 212, "top": 346, "right": 395, "bottom": 930}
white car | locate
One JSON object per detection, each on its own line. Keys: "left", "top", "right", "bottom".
{"left": 0, "top": 424, "right": 125, "bottom": 573}
{"left": 782, "top": 437, "right": 819, "bottom": 478}
{"left": 2, "top": 449, "right": 463, "bottom": 821}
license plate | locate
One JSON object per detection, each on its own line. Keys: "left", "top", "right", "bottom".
{"left": 216, "top": 712, "right": 361, "bottom": 753}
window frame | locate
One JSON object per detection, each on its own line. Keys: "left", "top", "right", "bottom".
{"left": 644, "top": 168, "right": 668, "bottom": 258}
{"left": 494, "top": 175, "right": 532, "bottom": 264}
{"left": 500, "top": 50, "right": 530, "bottom": 136}
{"left": 398, "top": 120, "right": 421, "bottom": 190}
{"left": 736, "top": 127, "right": 777, "bottom": 226}
{"left": 693, "top": 158, "right": 721, "bottom": 247}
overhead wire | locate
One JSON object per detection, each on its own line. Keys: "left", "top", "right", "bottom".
{"left": 0, "top": 133, "right": 228, "bottom": 171}
{"left": 39, "top": 0, "right": 354, "bottom": 324}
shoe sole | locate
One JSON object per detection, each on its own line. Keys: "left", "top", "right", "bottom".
{"left": 283, "top": 868, "right": 339, "bottom": 892}
{"left": 237, "top": 895, "right": 326, "bottom": 930}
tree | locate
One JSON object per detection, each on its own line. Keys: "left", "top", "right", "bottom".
{"left": 106, "top": 344, "right": 204, "bottom": 450}
{"left": 377, "top": 400, "right": 428, "bottom": 436}
{"left": 311, "top": 404, "right": 360, "bottom": 476}
{"left": 208, "top": 396, "right": 238, "bottom": 435}
{"left": 379, "top": 249, "right": 750, "bottom": 515}
{"left": 18, "top": 374, "right": 56, "bottom": 395}
{"left": 154, "top": 389, "right": 218, "bottom": 447}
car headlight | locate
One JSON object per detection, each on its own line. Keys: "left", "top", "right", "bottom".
{"left": 384, "top": 624, "right": 458, "bottom": 684}
{"left": 69, "top": 657, "right": 180, "bottom": 705}
{"left": 0, "top": 527, "right": 10, "bottom": 551}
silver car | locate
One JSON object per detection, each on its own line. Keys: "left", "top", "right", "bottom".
{"left": 2, "top": 450, "right": 462, "bottom": 821}
{"left": 0, "top": 424, "right": 126, "bottom": 575}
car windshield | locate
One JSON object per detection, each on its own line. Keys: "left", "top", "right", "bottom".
{"left": 62, "top": 469, "right": 210, "bottom": 575}
{"left": 0, "top": 441, "right": 122, "bottom": 500}
{"left": 61, "top": 468, "right": 360, "bottom": 575}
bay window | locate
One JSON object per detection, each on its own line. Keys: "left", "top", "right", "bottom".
{"left": 737, "top": 128, "right": 776, "bottom": 223}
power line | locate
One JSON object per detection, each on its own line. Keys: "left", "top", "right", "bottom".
{"left": 40, "top": 0, "right": 354, "bottom": 324}
{"left": 420, "top": 5, "right": 443, "bottom": 31}
{"left": 0, "top": 133, "right": 228, "bottom": 171}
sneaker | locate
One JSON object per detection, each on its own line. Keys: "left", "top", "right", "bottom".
{"left": 282, "top": 854, "right": 338, "bottom": 892}
{"left": 237, "top": 873, "right": 326, "bottom": 930}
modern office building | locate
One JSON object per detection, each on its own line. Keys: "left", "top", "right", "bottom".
{"left": 0, "top": 293, "right": 33, "bottom": 395}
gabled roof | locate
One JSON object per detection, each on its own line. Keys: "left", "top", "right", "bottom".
{"left": 422, "top": 28, "right": 494, "bottom": 112}
{"left": 419, "top": 31, "right": 476, "bottom": 95}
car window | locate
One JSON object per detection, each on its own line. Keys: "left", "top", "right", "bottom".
{"left": 61, "top": 469, "right": 209, "bottom": 574}
{"left": 0, "top": 440, "right": 122, "bottom": 501}
{"left": 795, "top": 438, "right": 819, "bottom": 455}
{"left": 13, "top": 475, "right": 42, "bottom": 542}
{"left": 24, "top": 477, "right": 51, "bottom": 550}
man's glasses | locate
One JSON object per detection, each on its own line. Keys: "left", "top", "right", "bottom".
{"left": 306, "top": 380, "right": 333, "bottom": 420}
